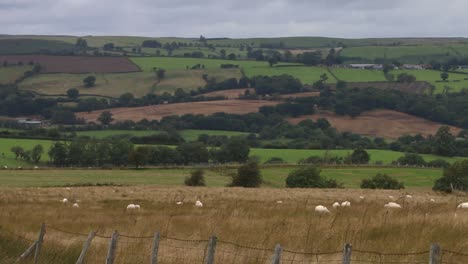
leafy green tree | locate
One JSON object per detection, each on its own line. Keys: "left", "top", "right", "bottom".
{"left": 441, "top": 71, "right": 449, "bottom": 81}
{"left": 220, "top": 49, "right": 226, "bottom": 59}
{"left": 434, "top": 126, "right": 457, "bottom": 157}
{"left": 350, "top": 149, "right": 370, "bottom": 164}
{"left": 360, "top": 173, "right": 404, "bottom": 189}
{"left": 48, "top": 142, "right": 68, "bottom": 167}
{"left": 128, "top": 146, "right": 150, "bottom": 168}
{"left": 51, "top": 110, "right": 77, "bottom": 125}
{"left": 103, "top": 43, "right": 115, "bottom": 50}
{"left": 31, "top": 144, "right": 44, "bottom": 163}
{"left": 176, "top": 142, "right": 209, "bottom": 164}
{"left": 230, "top": 161, "right": 262, "bottom": 187}
{"left": 285, "top": 166, "right": 341, "bottom": 188}
{"left": 10, "top": 146, "right": 24, "bottom": 159}
{"left": 185, "top": 169, "right": 206, "bottom": 186}
{"left": 98, "top": 111, "right": 114, "bottom": 125}
{"left": 83, "top": 76, "right": 96, "bottom": 87}
{"left": 155, "top": 68, "right": 166, "bottom": 80}
{"left": 118, "top": 93, "right": 135, "bottom": 106}
{"left": 301, "top": 51, "right": 322, "bottom": 66}
{"left": 395, "top": 153, "right": 426, "bottom": 166}
{"left": 433, "top": 160, "right": 468, "bottom": 192}
{"left": 67, "top": 88, "right": 80, "bottom": 99}
{"left": 32, "top": 63, "right": 41, "bottom": 73}
{"left": 396, "top": 73, "right": 416, "bottom": 83}
{"left": 227, "top": 53, "right": 237, "bottom": 60}
{"left": 109, "top": 139, "right": 133, "bottom": 166}
{"left": 75, "top": 38, "right": 88, "bottom": 49}
{"left": 268, "top": 57, "right": 278, "bottom": 67}
{"left": 215, "top": 137, "right": 250, "bottom": 163}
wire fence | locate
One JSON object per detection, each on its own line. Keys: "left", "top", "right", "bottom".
{"left": 1, "top": 224, "right": 467, "bottom": 264}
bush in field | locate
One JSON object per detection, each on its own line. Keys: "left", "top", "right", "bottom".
{"left": 433, "top": 160, "right": 468, "bottom": 193}
{"left": 427, "top": 159, "right": 451, "bottom": 168}
{"left": 350, "top": 149, "right": 370, "bottom": 164}
{"left": 185, "top": 169, "right": 206, "bottom": 186}
{"left": 395, "top": 153, "right": 426, "bottom": 166}
{"left": 83, "top": 76, "right": 96, "bottom": 87}
{"left": 230, "top": 161, "right": 262, "bottom": 187}
{"left": 360, "top": 173, "right": 404, "bottom": 190}
{"left": 264, "top": 157, "right": 286, "bottom": 164}
{"left": 286, "top": 166, "right": 342, "bottom": 188}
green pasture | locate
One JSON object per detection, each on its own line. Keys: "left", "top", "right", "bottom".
{"left": 394, "top": 69, "right": 468, "bottom": 92}
{"left": 18, "top": 68, "right": 241, "bottom": 96}
{"left": 0, "top": 166, "right": 443, "bottom": 189}
{"left": 0, "top": 66, "right": 32, "bottom": 84}
{"left": 330, "top": 68, "right": 387, "bottom": 82}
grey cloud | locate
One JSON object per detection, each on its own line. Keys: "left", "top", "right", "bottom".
{"left": 0, "top": 0, "right": 467, "bottom": 38}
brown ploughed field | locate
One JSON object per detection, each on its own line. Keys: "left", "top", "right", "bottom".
{"left": 0, "top": 55, "right": 140, "bottom": 73}
{"left": 77, "top": 100, "right": 280, "bottom": 123}
{"left": 288, "top": 109, "right": 462, "bottom": 139}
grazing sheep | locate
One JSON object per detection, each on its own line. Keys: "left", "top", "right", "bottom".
{"left": 3, "top": 166, "right": 7, "bottom": 169}
{"left": 388, "top": 195, "right": 395, "bottom": 200}
{"left": 430, "top": 199, "right": 436, "bottom": 202}
{"left": 195, "top": 200, "right": 203, "bottom": 207}
{"left": 341, "top": 201, "right": 351, "bottom": 207}
{"left": 384, "top": 202, "right": 402, "bottom": 209}
{"left": 332, "top": 202, "right": 341, "bottom": 208}
{"left": 276, "top": 200, "right": 283, "bottom": 204}
{"left": 359, "top": 196, "right": 365, "bottom": 199}
{"left": 135, "top": 204, "right": 141, "bottom": 209}
{"left": 34, "top": 166, "right": 39, "bottom": 169}
{"left": 406, "top": 195, "right": 413, "bottom": 199}
{"left": 315, "top": 205, "right": 330, "bottom": 214}
{"left": 176, "top": 201, "right": 183, "bottom": 205}
{"left": 72, "top": 203, "right": 79, "bottom": 208}
{"left": 457, "top": 202, "right": 468, "bottom": 209}
{"left": 61, "top": 198, "right": 69, "bottom": 203}
{"left": 76, "top": 200, "right": 80, "bottom": 202}
{"left": 126, "top": 204, "right": 136, "bottom": 210}
{"left": 65, "top": 187, "right": 71, "bottom": 191}
{"left": 17, "top": 166, "right": 22, "bottom": 169}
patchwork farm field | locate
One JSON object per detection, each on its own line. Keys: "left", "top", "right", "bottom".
{"left": 2, "top": 183, "right": 468, "bottom": 263}
{"left": 18, "top": 68, "right": 241, "bottom": 97}
{"left": 394, "top": 69, "right": 468, "bottom": 92}
{"left": 288, "top": 109, "right": 463, "bottom": 139}
{"left": 330, "top": 67, "right": 387, "bottom": 82}
{"left": 0, "top": 65, "right": 31, "bottom": 84}
{"left": 131, "top": 57, "right": 330, "bottom": 84}
{"left": 0, "top": 55, "right": 140, "bottom": 73}
{"left": 76, "top": 100, "right": 280, "bottom": 123}
{"left": 0, "top": 136, "right": 464, "bottom": 168}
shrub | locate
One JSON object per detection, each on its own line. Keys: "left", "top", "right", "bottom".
{"left": 264, "top": 157, "right": 286, "bottom": 164}
{"left": 433, "top": 160, "right": 468, "bottom": 193}
{"left": 395, "top": 153, "right": 426, "bottom": 166}
{"left": 286, "top": 166, "right": 342, "bottom": 188}
{"left": 83, "top": 76, "right": 96, "bottom": 87}
{"left": 185, "top": 169, "right": 206, "bottom": 186}
{"left": 230, "top": 161, "right": 262, "bottom": 187}
{"left": 350, "top": 149, "right": 370, "bottom": 164}
{"left": 360, "top": 173, "right": 404, "bottom": 190}
{"left": 427, "top": 159, "right": 451, "bottom": 168}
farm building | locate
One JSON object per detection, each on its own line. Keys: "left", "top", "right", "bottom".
{"left": 402, "top": 64, "right": 425, "bottom": 70}
{"left": 348, "top": 64, "right": 383, "bottom": 70}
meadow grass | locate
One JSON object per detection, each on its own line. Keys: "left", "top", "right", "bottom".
{"left": 330, "top": 67, "right": 387, "bottom": 82}
{"left": 0, "top": 65, "right": 31, "bottom": 84}
{"left": 1, "top": 186, "right": 468, "bottom": 263}
{"left": 393, "top": 69, "right": 468, "bottom": 93}
{"left": 0, "top": 166, "right": 443, "bottom": 189}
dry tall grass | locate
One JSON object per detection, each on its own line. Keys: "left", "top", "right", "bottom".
{"left": 1, "top": 186, "right": 468, "bottom": 263}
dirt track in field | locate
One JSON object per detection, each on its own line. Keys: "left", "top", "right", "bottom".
{"left": 77, "top": 100, "right": 280, "bottom": 123}
{"left": 288, "top": 109, "right": 462, "bottom": 139}
{"left": 0, "top": 55, "right": 140, "bottom": 73}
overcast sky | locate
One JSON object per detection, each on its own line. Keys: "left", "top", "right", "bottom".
{"left": 0, "top": 0, "right": 466, "bottom": 38}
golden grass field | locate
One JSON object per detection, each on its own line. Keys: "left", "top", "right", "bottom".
{"left": 2, "top": 186, "right": 468, "bottom": 263}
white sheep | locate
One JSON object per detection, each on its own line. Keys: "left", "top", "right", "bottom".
{"left": 384, "top": 202, "right": 402, "bottom": 209}
{"left": 406, "top": 195, "right": 413, "bottom": 199}
{"left": 430, "top": 199, "right": 436, "bottom": 202}
{"left": 276, "top": 200, "right": 283, "bottom": 204}
{"left": 135, "top": 204, "right": 141, "bottom": 209}
{"left": 359, "top": 196, "right": 365, "bottom": 199}
{"left": 332, "top": 202, "right": 341, "bottom": 208}
{"left": 72, "top": 203, "right": 79, "bottom": 208}
{"left": 65, "top": 187, "right": 71, "bottom": 191}
{"left": 195, "top": 200, "right": 203, "bottom": 207}
{"left": 315, "top": 205, "right": 330, "bottom": 214}
{"left": 126, "top": 204, "right": 136, "bottom": 210}
{"left": 457, "top": 202, "right": 468, "bottom": 209}
{"left": 341, "top": 201, "right": 351, "bottom": 207}
{"left": 61, "top": 198, "right": 69, "bottom": 203}
{"left": 76, "top": 199, "right": 80, "bottom": 202}
{"left": 34, "top": 166, "right": 39, "bottom": 169}
{"left": 176, "top": 201, "right": 183, "bottom": 205}
{"left": 388, "top": 195, "right": 395, "bottom": 200}
{"left": 3, "top": 166, "right": 7, "bottom": 169}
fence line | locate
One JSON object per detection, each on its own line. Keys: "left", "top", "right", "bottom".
{"left": 2, "top": 224, "right": 468, "bottom": 264}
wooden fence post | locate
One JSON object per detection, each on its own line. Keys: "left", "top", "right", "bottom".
{"left": 75, "top": 231, "right": 97, "bottom": 264}
{"left": 150, "top": 232, "right": 160, "bottom": 264}
{"left": 105, "top": 230, "right": 119, "bottom": 264}
{"left": 429, "top": 243, "right": 441, "bottom": 264}
{"left": 204, "top": 235, "right": 217, "bottom": 264}
{"left": 33, "top": 223, "right": 46, "bottom": 264}
{"left": 342, "top": 243, "right": 352, "bottom": 264}
{"left": 16, "top": 241, "right": 38, "bottom": 262}
{"left": 271, "top": 244, "right": 282, "bottom": 264}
